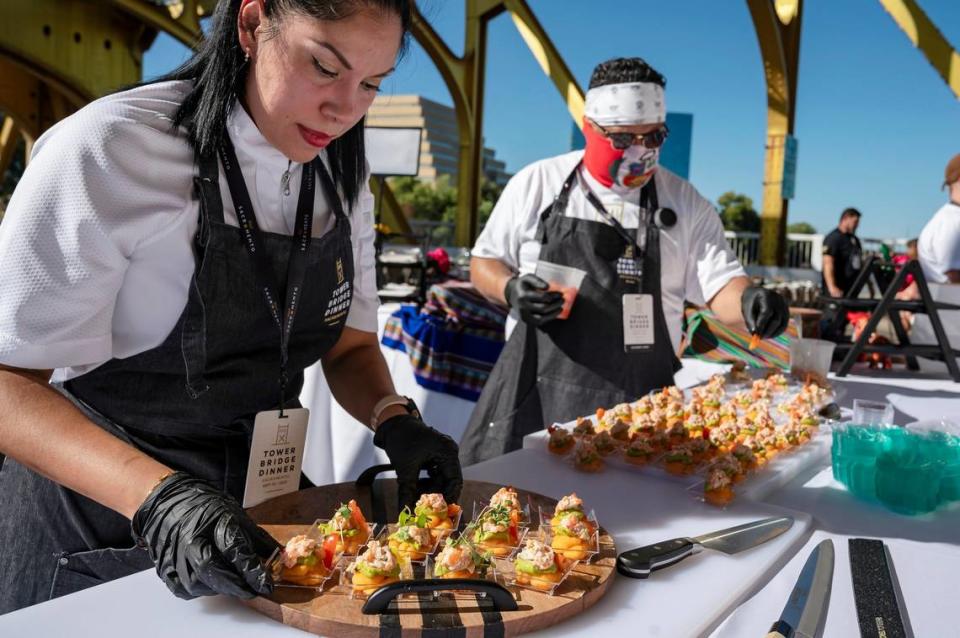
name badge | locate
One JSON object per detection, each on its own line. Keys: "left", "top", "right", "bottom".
{"left": 242, "top": 408, "right": 309, "bottom": 508}
{"left": 623, "top": 294, "right": 655, "bottom": 352}
{"left": 617, "top": 243, "right": 642, "bottom": 283}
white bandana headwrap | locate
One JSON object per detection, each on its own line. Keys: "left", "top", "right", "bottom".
{"left": 584, "top": 82, "right": 666, "bottom": 126}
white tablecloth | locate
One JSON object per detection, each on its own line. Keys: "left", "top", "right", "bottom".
{"left": 1, "top": 362, "right": 958, "bottom": 636}
{"left": 712, "top": 530, "right": 960, "bottom": 638}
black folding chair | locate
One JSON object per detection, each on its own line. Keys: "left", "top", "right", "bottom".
{"left": 821, "top": 258, "right": 960, "bottom": 381}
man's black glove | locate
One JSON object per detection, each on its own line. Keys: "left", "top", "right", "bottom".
{"left": 374, "top": 414, "right": 463, "bottom": 510}
{"left": 741, "top": 286, "right": 790, "bottom": 339}
{"left": 504, "top": 274, "right": 564, "bottom": 326}
{"left": 131, "top": 472, "right": 280, "bottom": 600}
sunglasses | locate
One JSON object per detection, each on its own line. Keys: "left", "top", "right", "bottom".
{"left": 596, "top": 123, "right": 670, "bottom": 150}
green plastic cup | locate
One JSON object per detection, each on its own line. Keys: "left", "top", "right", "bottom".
{"left": 830, "top": 423, "right": 849, "bottom": 485}
{"left": 876, "top": 443, "right": 943, "bottom": 515}
{"left": 936, "top": 434, "right": 960, "bottom": 503}
{"left": 832, "top": 425, "right": 890, "bottom": 500}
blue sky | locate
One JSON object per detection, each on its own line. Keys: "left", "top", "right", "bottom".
{"left": 144, "top": 0, "right": 960, "bottom": 240}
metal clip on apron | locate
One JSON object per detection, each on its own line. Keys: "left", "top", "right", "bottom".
{"left": 0, "top": 147, "right": 354, "bottom": 613}
{"left": 459, "top": 164, "right": 680, "bottom": 465}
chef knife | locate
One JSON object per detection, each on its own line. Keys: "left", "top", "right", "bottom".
{"left": 616, "top": 516, "right": 793, "bottom": 579}
{"left": 766, "top": 539, "right": 835, "bottom": 638}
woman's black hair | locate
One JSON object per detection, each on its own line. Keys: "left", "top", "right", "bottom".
{"left": 588, "top": 57, "right": 666, "bottom": 90}
{"left": 156, "top": 0, "right": 411, "bottom": 210}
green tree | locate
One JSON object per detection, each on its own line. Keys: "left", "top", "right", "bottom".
{"left": 388, "top": 175, "right": 457, "bottom": 222}
{"left": 716, "top": 191, "right": 760, "bottom": 232}
{"left": 469, "top": 177, "right": 504, "bottom": 230}
{"left": 787, "top": 221, "right": 817, "bottom": 234}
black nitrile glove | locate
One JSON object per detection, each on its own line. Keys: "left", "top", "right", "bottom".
{"left": 741, "top": 286, "right": 790, "bottom": 339}
{"left": 374, "top": 414, "right": 463, "bottom": 510}
{"left": 131, "top": 472, "right": 280, "bottom": 600}
{"left": 504, "top": 274, "right": 564, "bottom": 326}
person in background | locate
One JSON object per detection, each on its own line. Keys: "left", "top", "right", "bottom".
{"left": 917, "top": 153, "right": 960, "bottom": 285}
{"left": 821, "top": 207, "right": 863, "bottom": 298}
{"left": 459, "top": 57, "right": 789, "bottom": 465}
{"left": 889, "top": 239, "right": 921, "bottom": 333}
{"left": 892, "top": 238, "right": 918, "bottom": 291}
{"left": 906, "top": 238, "right": 919, "bottom": 260}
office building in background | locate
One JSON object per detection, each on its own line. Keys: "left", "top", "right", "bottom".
{"left": 367, "top": 95, "right": 512, "bottom": 186}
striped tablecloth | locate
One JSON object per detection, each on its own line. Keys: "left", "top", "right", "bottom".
{"left": 382, "top": 281, "right": 507, "bottom": 401}
{"left": 682, "top": 306, "right": 799, "bottom": 369}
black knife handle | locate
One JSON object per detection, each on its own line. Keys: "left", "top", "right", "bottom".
{"left": 765, "top": 619, "right": 792, "bottom": 637}
{"left": 616, "top": 537, "right": 697, "bottom": 579}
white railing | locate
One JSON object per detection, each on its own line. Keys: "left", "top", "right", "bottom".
{"left": 725, "top": 231, "right": 761, "bottom": 266}
{"left": 400, "top": 224, "right": 891, "bottom": 274}
{"left": 787, "top": 233, "right": 823, "bottom": 271}
{"left": 724, "top": 231, "right": 823, "bottom": 270}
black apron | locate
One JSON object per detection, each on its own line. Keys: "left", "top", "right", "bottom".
{"left": 459, "top": 165, "right": 680, "bottom": 465}
{"left": 0, "top": 148, "right": 354, "bottom": 613}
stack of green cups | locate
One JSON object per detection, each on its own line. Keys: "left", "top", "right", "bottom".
{"left": 832, "top": 422, "right": 960, "bottom": 515}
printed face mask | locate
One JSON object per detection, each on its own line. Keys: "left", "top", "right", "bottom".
{"left": 582, "top": 119, "right": 659, "bottom": 196}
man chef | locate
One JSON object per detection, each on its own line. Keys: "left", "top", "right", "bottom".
{"left": 460, "top": 57, "right": 789, "bottom": 464}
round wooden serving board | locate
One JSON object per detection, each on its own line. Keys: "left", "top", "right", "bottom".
{"left": 243, "top": 479, "right": 617, "bottom": 637}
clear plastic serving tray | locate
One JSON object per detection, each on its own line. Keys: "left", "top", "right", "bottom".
{"left": 686, "top": 424, "right": 835, "bottom": 507}
{"left": 541, "top": 370, "right": 835, "bottom": 493}
{"left": 499, "top": 551, "right": 579, "bottom": 596}
{"left": 377, "top": 523, "right": 442, "bottom": 563}
{"left": 421, "top": 503, "right": 463, "bottom": 542}
{"left": 463, "top": 509, "right": 529, "bottom": 559}
{"left": 535, "top": 507, "right": 600, "bottom": 563}
{"left": 266, "top": 526, "right": 342, "bottom": 592}
{"left": 338, "top": 552, "right": 414, "bottom": 600}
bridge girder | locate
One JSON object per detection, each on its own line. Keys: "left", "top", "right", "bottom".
{"left": 2, "top": 1, "right": 959, "bottom": 259}
{"left": 0, "top": 0, "right": 209, "bottom": 179}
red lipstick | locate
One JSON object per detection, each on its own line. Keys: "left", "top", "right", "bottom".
{"left": 297, "top": 124, "right": 332, "bottom": 148}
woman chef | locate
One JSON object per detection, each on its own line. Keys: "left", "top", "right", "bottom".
{"left": 460, "top": 57, "right": 789, "bottom": 464}
{"left": 0, "top": 0, "right": 461, "bottom": 613}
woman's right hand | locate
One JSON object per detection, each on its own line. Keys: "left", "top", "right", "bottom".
{"left": 131, "top": 472, "right": 280, "bottom": 599}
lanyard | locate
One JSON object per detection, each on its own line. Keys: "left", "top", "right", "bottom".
{"left": 578, "top": 169, "right": 654, "bottom": 284}
{"left": 218, "top": 137, "right": 319, "bottom": 414}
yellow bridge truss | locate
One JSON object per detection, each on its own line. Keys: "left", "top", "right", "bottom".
{"left": 1, "top": 0, "right": 957, "bottom": 264}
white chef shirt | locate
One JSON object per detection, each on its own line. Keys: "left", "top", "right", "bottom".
{"left": 472, "top": 150, "right": 745, "bottom": 350}
{"left": 0, "top": 80, "right": 378, "bottom": 382}
{"left": 918, "top": 202, "right": 960, "bottom": 284}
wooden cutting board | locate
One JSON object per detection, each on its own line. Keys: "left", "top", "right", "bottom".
{"left": 243, "top": 480, "right": 617, "bottom": 637}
